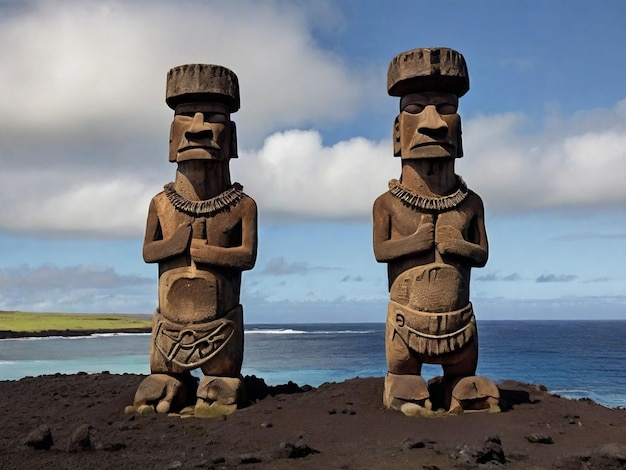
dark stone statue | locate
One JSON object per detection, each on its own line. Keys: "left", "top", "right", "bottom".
{"left": 373, "top": 48, "right": 499, "bottom": 415}
{"left": 132, "top": 64, "right": 257, "bottom": 417}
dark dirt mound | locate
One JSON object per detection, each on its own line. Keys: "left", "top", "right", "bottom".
{"left": 1, "top": 373, "right": 625, "bottom": 469}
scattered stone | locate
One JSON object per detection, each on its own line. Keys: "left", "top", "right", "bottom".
{"left": 525, "top": 433, "right": 554, "bottom": 444}
{"left": 23, "top": 424, "right": 53, "bottom": 450}
{"left": 399, "top": 438, "right": 426, "bottom": 450}
{"left": 260, "top": 421, "right": 273, "bottom": 428}
{"left": 66, "top": 424, "right": 92, "bottom": 452}
{"left": 400, "top": 402, "right": 434, "bottom": 417}
{"left": 450, "top": 435, "right": 505, "bottom": 465}
{"left": 194, "top": 401, "right": 237, "bottom": 418}
{"left": 276, "top": 438, "right": 320, "bottom": 459}
{"left": 475, "top": 435, "right": 505, "bottom": 464}
{"left": 239, "top": 453, "right": 262, "bottom": 464}
{"left": 167, "top": 461, "right": 182, "bottom": 469}
{"left": 593, "top": 443, "right": 626, "bottom": 465}
{"left": 328, "top": 408, "right": 337, "bottom": 415}
{"left": 101, "top": 442, "right": 126, "bottom": 452}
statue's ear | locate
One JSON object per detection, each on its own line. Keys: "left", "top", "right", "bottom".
{"left": 230, "top": 121, "right": 238, "bottom": 158}
{"left": 393, "top": 115, "right": 401, "bottom": 157}
{"left": 168, "top": 121, "right": 177, "bottom": 162}
{"left": 456, "top": 115, "right": 463, "bottom": 158}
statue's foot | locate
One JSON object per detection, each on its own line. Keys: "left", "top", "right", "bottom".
{"left": 132, "top": 373, "right": 191, "bottom": 414}
{"left": 449, "top": 375, "right": 501, "bottom": 414}
{"left": 383, "top": 373, "right": 432, "bottom": 416}
{"left": 194, "top": 376, "right": 244, "bottom": 418}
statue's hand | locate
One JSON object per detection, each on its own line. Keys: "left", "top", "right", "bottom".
{"left": 191, "top": 217, "right": 206, "bottom": 240}
{"left": 170, "top": 223, "right": 192, "bottom": 253}
{"left": 435, "top": 224, "right": 463, "bottom": 253}
{"left": 415, "top": 220, "right": 435, "bottom": 242}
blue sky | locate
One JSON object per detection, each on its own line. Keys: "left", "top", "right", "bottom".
{"left": 1, "top": 0, "right": 626, "bottom": 321}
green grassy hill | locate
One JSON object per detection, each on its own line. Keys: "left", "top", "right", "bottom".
{"left": 0, "top": 311, "right": 151, "bottom": 333}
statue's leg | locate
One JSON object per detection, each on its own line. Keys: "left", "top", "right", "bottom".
{"left": 133, "top": 311, "right": 196, "bottom": 413}
{"left": 384, "top": 320, "right": 431, "bottom": 413}
{"left": 441, "top": 337, "right": 478, "bottom": 410}
{"left": 195, "top": 306, "right": 245, "bottom": 417}
{"left": 133, "top": 373, "right": 195, "bottom": 414}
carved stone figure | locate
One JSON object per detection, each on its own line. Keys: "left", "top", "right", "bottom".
{"left": 133, "top": 64, "right": 257, "bottom": 417}
{"left": 373, "top": 48, "right": 499, "bottom": 414}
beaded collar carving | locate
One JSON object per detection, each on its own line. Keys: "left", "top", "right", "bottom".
{"left": 388, "top": 176, "right": 468, "bottom": 212}
{"left": 164, "top": 182, "right": 244, "bottom": 217}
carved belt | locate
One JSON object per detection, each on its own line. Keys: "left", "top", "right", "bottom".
{"left": 388, "top": 301, "right": 476, "bottom": 356}
{"left": 154, "top": 305, "right": 241, "bottom": 370}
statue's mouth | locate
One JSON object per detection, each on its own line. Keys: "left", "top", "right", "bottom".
{"left": 179, "top": 142, "right": 220, "bottom": 153}
{"left": 177, "top": 143, "right": 222, "bottom": 161}
{"left": 411, "top": 141, "right": 454, "bottom": 151}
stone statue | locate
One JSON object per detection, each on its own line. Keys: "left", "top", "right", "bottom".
{"left": 373, "top": 48, "right": 499, "bottom": 415}
{"left": 132, "top": 64, "right": 258, "bottom": 417}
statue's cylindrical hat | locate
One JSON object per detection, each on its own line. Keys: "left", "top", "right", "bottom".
{"left": 166, "top": 64, "right": 240, "bottom": 112}
{"left": 387, "top": 47, "right": 469, "bottom": 97}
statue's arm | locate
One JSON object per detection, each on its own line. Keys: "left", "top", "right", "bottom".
{"left": 190, "top": 198, "right": 258, "bottom": 270}
{"left": 142, "top": 200, "right": 191, "bottom": 263}
{"left": 373, "top": 197, "right": 434, "bottom": 262}
{"left": 435, "top": 198, "right": 488, "bottom": 267}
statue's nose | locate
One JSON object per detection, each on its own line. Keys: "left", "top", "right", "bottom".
{"left": 417, "top": 105, "right": 448, "bottom": 136}
{"left": 185, "top": 112, "right": 212, "bottom": 139}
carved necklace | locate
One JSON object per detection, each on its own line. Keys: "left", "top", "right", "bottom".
{"left": 164, "top": 182, "right": 244, "bottom": 217}
{"left": 388, "top": 176, "right": 468, "bottom": 212}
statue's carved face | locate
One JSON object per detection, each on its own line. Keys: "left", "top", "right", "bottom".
{"left": 395, "top": 92, "right": 462, "bottom": 159}
{"left": 169, "top": 102, "right": 231, "bottom": 162}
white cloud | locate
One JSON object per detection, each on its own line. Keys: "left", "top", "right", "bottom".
{"left": 4, "top": 97, "right": 626, "bottom": 236}
{"left": 2, "top": 1, "right": 626, "bottom": 238}
{"left": 0, "top": 169, "right": 155, "bottom": 237}
{"left": 0, "top": 0, "right": 361, "bottom": 145}
{"left": 460, "top": 99, "right": 626, "bottom": 212}
{"left": 236, "top": 130, "right": 394, "bottom": 220}
{"left": 0, "top": 263, "right": 151, "bottom": 289}
{"left": 0, "top": 263, "right": 154, "bottom": 313}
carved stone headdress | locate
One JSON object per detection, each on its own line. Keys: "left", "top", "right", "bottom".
{"left": 166, "top": 64, "right": 240, "bottom": 112}
{"left": 387, "top": 47, "right": 469, "bottom": 97}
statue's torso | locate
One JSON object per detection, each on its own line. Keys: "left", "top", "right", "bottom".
{"left": 153, "top": 192, "right": 246, "bottom": 323}
{"left": 382, "top": 193, "right": 480, "bottom": 312}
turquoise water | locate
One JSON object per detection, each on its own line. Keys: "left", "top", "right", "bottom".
{"left": 1, "top": 321, "right": 624, "bottom": 408}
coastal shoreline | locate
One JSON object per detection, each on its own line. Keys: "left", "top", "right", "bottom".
{"left": 1, "top": 373, "right": 625, "bottom": 469}
{"left": 0, "top": 328, "right": 151, "bottom": 340}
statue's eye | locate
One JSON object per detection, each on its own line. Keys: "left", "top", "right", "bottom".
{"left": 436, "top": 103, "right": 458, "bottom": 115}
{"left": 403, "top": 103, "right": 425, "bottom": 114}
{"left": 205, "top": 113, "right": 227, "bottom": 123}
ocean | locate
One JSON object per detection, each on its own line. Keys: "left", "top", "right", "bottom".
{"left": 1, "top": 321, "right": 624, "bottom": 409}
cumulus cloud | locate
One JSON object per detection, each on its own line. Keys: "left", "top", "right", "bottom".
{"left": 0, "top": 264, "right": 151, "bottom": 289}
{"left": 2, "top": 1, "right": 626, "bottom": 239}
{"left": 0, "top": 263, "right": 154, "bottom": 313}
{"left": 460, "top": 99, "right": 626, "bottom": 213}
{"left": 0, "top": 1, "right": 360, "bottom": 144}
{"left": 236, "top": 130, "right": 393, "bottom": 220}
{"left": 238, "top": 98, "right": 626, "bottom": 220}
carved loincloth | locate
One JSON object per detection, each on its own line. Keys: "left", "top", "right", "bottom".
{"left": 154, "top": 305, "right": 241, "bottom": 370}
{"left": 388, "top": 300, "right": 476, "bottom": 356}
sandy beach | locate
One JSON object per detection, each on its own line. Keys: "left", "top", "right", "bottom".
{"left": 1, "top": 372, "right": 625, "bottom": 469}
